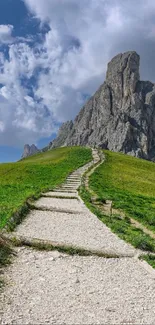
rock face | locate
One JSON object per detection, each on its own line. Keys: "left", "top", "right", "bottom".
{"left": 42, "top": 141, "right": 53, "bottom": 152}
{"left": 21, "top": 144, "right": 40, "bottom": 159}
{"left": 52, "top": 51, "right": 155, "bottom": 161}
{"left": 52, "top": 121, "right": 73, "bottom": 149}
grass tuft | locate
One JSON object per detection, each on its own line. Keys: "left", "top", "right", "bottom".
{"left": 140, "top": 255, "right": 155, "bottom": 269}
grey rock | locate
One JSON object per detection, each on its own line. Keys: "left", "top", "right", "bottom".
{"left": 41, "top": 141, "right": 53, "bottom": 152}
{"left": 21, "top": 144, "right": 40, "bottom": 159}
{"left": 52, "top": 51, "right": 155, "bottom": 161}
{"left": 52, "top": 121, "right": 73, "bottom": 148}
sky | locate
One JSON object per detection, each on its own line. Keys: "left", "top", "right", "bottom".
{"left": 0, "top": 0, "right": 155, "bottom": 162}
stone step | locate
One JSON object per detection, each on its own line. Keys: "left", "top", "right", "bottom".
{"left": 61, "top": 186, "right": 80, "bottom": 189}
{"left": 63, "top": 184, "right": 80, "bottom": 187}
{"left": 67, "top": 177, "right": 80, "bottom": 180}
{"left": 13, "top": 209, "right": 135, "bottom": 257}
{"left": 62, "top": 183, "right": 81, "bottom": 187}
{"left": 57, "top": 183, "right": 78, "bottom": 186}
{"left": 60, "top": 188, "right": 79, "bottom": 191}
{"left": 54, "top": 187, "right": 78, "bottom": 192}
{"left": 66, "top": 179, "right": 80, "bottom": 182}
{"left": 66, "top": 179, "right": 81, "bottom": 181}
{"left": 66, "top": 178, "right": 81, "bottom": 181}
{"left": 32, "top": 197, "right": 84, "bottom": 214}
{"left": 54, "top": 188, "right": 77, "bottom": 193}
{"left": 65, "top": 183, "right": 81, "bottom": 186}
{"left": 71, "top": 173, "right": 82, "bottom": 178}
{"left": 65, "top": 184, "right": 81, "bottom": 187}
{"left": 42, "top": 192, "right": 79, "bottom": 199}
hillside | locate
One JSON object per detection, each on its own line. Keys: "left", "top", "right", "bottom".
{"left": 51, "top": 51, "right": 155, "bottom": 162}
{"left": 0, "top": 147, "right": 92, "bottom": 229}
{"left": 90, "top": 150, "right": 155, "bottom": 230}
{"left": 81, "top": 150, "right": 155, "bottom": 253}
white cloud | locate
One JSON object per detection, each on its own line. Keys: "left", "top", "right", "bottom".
{"left": 0, "top": 121, "right": 5, "bottom": 132}
{"left": 0, "top": 25, "right": 13, "bottom": 44}
{"left": 0, "top": 43, "right": 58, "bottom": 146}
{"left": 0, "top": 1, "right": 155, "bottom": 147}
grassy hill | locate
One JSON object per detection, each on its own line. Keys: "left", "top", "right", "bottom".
{"left": 80, "top": 150, "right": 155, "bottom": 257}
{"left": 0, "top": 146, "right": 92, "bottom": 229}
{"left": 90, "top": 150, "right": 155, "bottom": 232}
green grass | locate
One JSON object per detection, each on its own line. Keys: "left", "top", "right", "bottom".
{"left": 89, "top": 150, "right": 155, "bottom": 232}
{"left": 79, "top": 186, "right": 155, "bottom": 253}
{"left": 0, "top": 236, "right": 13, "bottom": 289}
{"left": 140, "top": 255, "right": 155, "bottom": 268}
{"left": 0, "top": 237, "right": 13, "bottom": 267}
{"left": 0, "top": 146, "right": 92, "bottom": 229}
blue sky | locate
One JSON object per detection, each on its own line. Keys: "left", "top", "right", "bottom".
{"left": 1, "top": 0, "right": 155, "bottom": 162}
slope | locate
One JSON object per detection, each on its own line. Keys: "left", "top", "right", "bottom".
{"left": 0, "top": 147, "right": 92, "bottom": 229}
{"left": 89, "top": 150, "right": 155, "bottom": 232}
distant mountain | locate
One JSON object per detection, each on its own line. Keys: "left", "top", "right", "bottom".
{"left": 51, "top": 51, "right": 155, "bottom": 161}
{"left": 21, "top": 144, "right": 40, "bottom": 159}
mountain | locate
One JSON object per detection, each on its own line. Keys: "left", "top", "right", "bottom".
{"left": 52, "top": 51, "right": 155, "bottom": 161}
{"left": 49, "top": 121, "right": 73, "bottom": 150}
{"left": 21, "top": 144, "right": 40, "bottom": 159}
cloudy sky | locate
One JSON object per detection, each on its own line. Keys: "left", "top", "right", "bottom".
{"left": 0, "top": 0, "right": 155, "bottom": 161}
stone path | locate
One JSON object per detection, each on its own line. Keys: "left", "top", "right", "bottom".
{"left": 1, "top": 149, "right": 155, "bottom": 324}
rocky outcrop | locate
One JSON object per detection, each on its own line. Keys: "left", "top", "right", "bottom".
{"left": 52, "top": 121, "right": 73, "bottom": 148}
{"left": 21, "top": 144, "right": 40, "bottom": 159}
{"left": 42, "top": 141, "right": 53, "bottom": 152}
{"left": 52, "top": 51, "right": 155, "bottom": 161}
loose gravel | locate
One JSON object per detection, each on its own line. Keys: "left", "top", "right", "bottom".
{"left": 1, "top": 248, "right": 155, "bottom": 325}
{"left": 33, "top": 197, "right": 85, "bottom": 213}
{"left": 13, "top": 209, "right": 135, "bottom": 256}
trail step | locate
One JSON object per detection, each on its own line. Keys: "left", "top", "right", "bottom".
{"left": 42, "top": 191, "right": 79, "bottom": 199}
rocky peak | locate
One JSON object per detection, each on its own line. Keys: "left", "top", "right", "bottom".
{"left": 106, "top": 51, "right": 140, "bottom": 111}
{"left": 106, "top": 52, "right": 140, "bottom": 88}
{"left": 50, "top": 51, "right": 155, "bottom": 161}
{"left": 21, "top": 144, "right": 40, "bottom": 159}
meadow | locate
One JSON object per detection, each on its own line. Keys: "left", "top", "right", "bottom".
{"left": 89, "top": 150, "right": 155, "bottom": 232}
{"left": 0, "top": 146, "right": 91, "bottom": 229}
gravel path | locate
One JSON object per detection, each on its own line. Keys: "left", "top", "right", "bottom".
{"left": 1, "top": 248, "right": 155, "bottom": 325}
{"left": 14, "top": 209, "right": 135, "bottom": 256}
{"left": 1, "top": 149, "right": 155, "bottom": 324}
{"left": 33, "top": 197, "right": 85, "bottom": 213}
